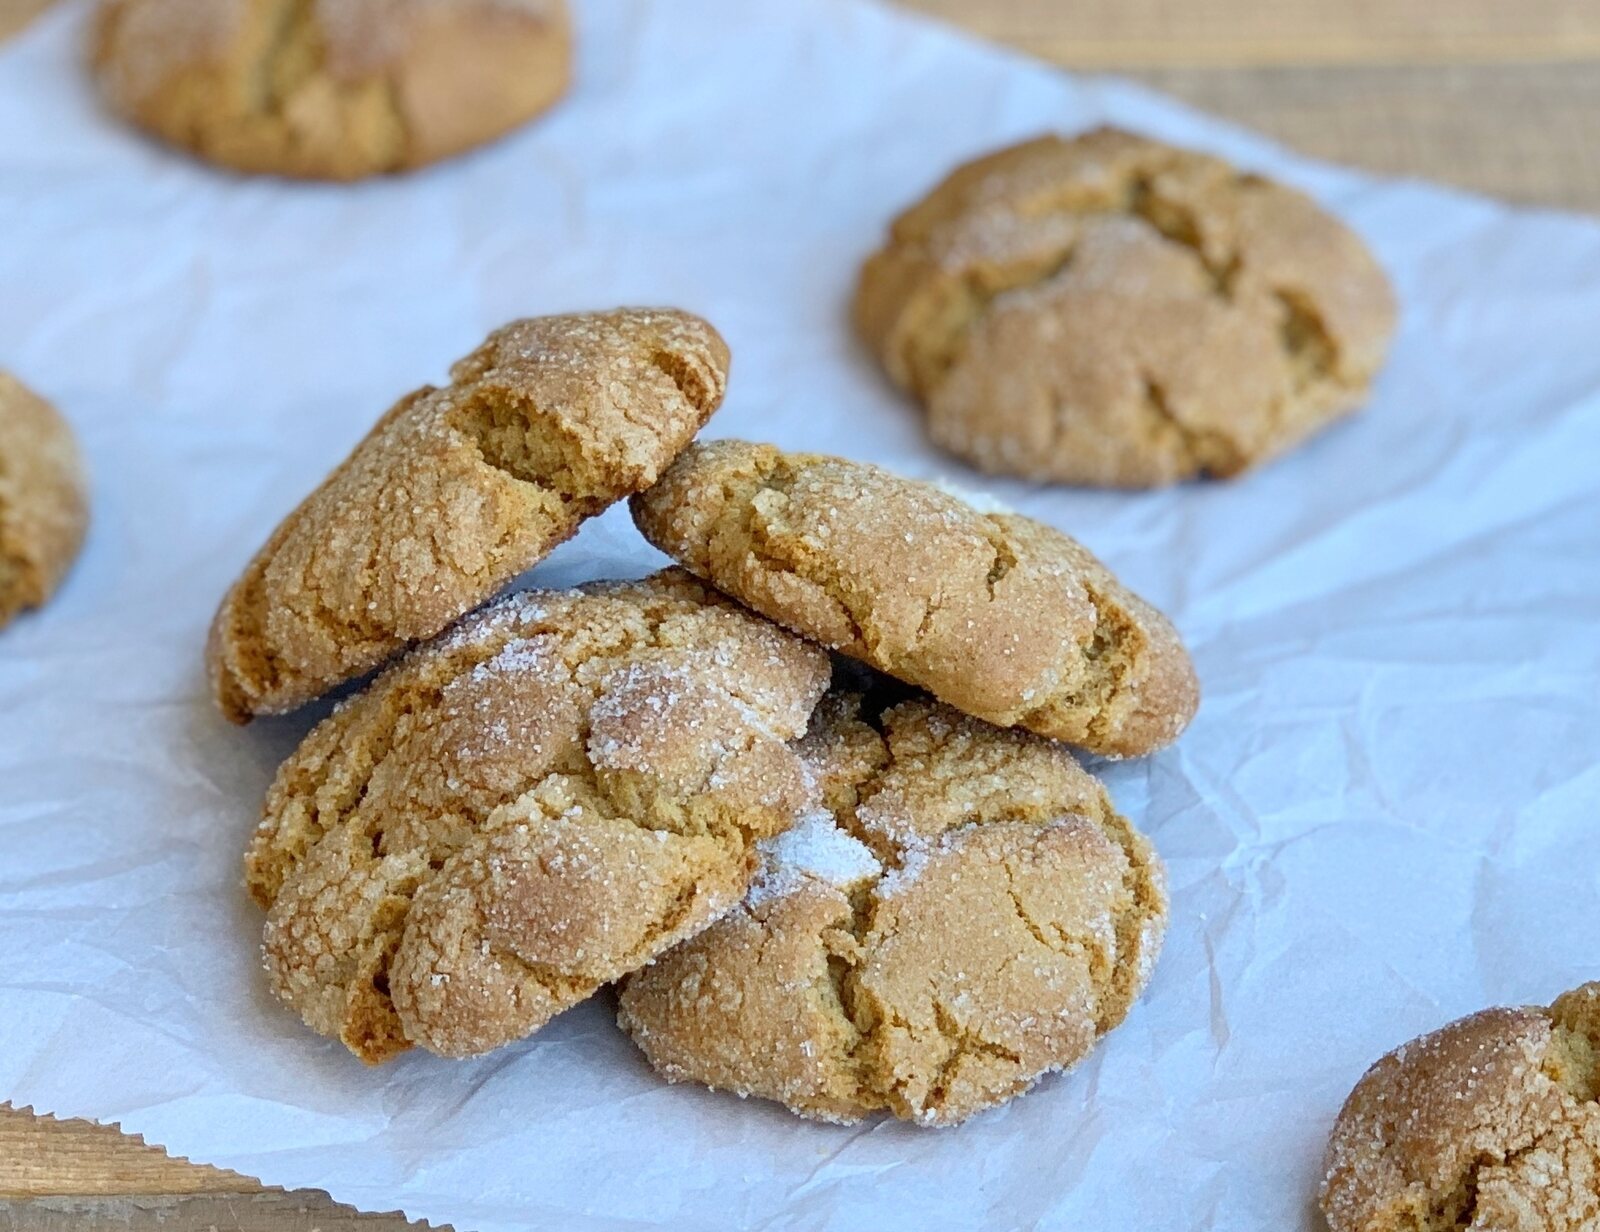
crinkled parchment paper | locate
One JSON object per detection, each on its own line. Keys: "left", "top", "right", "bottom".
{"left": 2, "top": 1, "right": 1599, "bottom": 1228}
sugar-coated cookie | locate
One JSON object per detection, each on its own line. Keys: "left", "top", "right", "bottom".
{"left": 0, "top": 373, "right": 87, "bottom": 629}
{"left": 247, "top": 570, "right": 830, "bottom": 1063}
{"left": 208, "top": 308, "right": 728, "bottom": 723}
{"left": 631, "top": 439, "right": 1198, "bottom": 757}
{"left": 92, "top": 0, "right": 570, "bottom": 180}
{"left": 855, "top": 128, "right": 1397, "bottom": 487}
{"left": 618, "top": 689, "right": 1168, "bottom": 1125}
{"left": 1322, "top": 983, "right": 1600, "bottom": 1232}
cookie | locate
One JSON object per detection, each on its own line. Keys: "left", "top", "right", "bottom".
{"left": 91, "top": 0, "right": 571, "bottom": 180}
{"left": 207, "top": 308, "right": 728, "bottom": 723}
{"left": 618, "top": 689, "right": 1168, "bottom": 1125}
{"left": 1322, "top": 984, "right": 1600, "bottom": 1232}
{"left": 631, "top": 440, "right": 1198, "bottom": 757}
{"left": 854, "top": 127, "right": 1398, "bottom": 487}
{"left": 246, "top": 570, "right": 830, "bottom": 1062}
{"left": 0, "top": 373, "right": 88, "bottom": 630}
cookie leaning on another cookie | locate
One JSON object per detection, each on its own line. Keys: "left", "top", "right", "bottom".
{"left": 855, "top": 127, "right": 1397, "bottom": 487}
{"left": 0, "top": 373, "right": 88, "bottom": 630}
{"left": 208, "top": 308, "right": 729, "bottom": 723}
{"left": 619, "top": 690, "right": 1168, "bottom": 1126}
{"left": 1321, "top": 983, "right": 1600, "bottom": 1232}
{"left": 248, "top": 570, "right": 830, "bottom": 1063}
{"left": 631, "top": 440, "right": 1198, "bottom": 757}
{"left": 92, "top": 0, "right": 571, "bottom": 180}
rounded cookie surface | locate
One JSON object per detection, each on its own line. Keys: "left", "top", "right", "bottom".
{"left": 92, "top": 0, "right": 571, "bottom": 179}
{"left": 632, "top": 439, "right": 1198, "bottom": 756}
{"left": 618, "top": 690, "right": 1168, "bottom": 1125}
{"left": 855, "top": 127, "right": 1397, "bottom": 487}
{"left": 1322, "top": 983, "right": 1600, "bottom": 1232}
{"left": 208, "top": 308, "right": 729, "bottom": 722}
{"left": 247, "top": 569, "right": 830, "bottom": 1062}
{"left": 0, "top": 373, "right": 88, "bottom": 629}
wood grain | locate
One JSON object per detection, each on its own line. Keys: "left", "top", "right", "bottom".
{"left": 0, "top": 1194, "right": 421, "bottom": 1232}
{"left": 0, "top": 1107, "right": 427, "bottom": 1229}
{"left": 1128, "top": 60, "right": 1600, "bottom": 212}
{"left": 902, "top": 0, "right": 1600, "bottom": 66}
{"left": 0, "top": 1107, "right": 245, "bottom": 1198}
{"left": 1, "top": 0, "right": 1597, "bottom": 1228}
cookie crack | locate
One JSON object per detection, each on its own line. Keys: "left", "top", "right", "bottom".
{"left": 910, "top": 164, "right": 1242, "bottom": 398}
{"left": 648, "top": 347, "right": 719, "bottom": 417}
{"left": 1125, "top": 173, "right": 1240, "bottom": 300}
{"left": 1273, "top": 286, "right": 1340, "bottom": 390}
{"left": 224, "top": 0, "right": 412, "bottom": 174}
{"left": 981, "top": 530, "right": 1016, "bottom": 602}
{"left": 733, "top": 468, "right": 879, "bottom": 656}
{"left": 910, "top": 241, "right": 1082, "bottom": 399}
{"left": 1419, "top": 1088, "right": 1600, "bottom": 1231}
{"left": 1001, "top": 842, "right": 1132, "bottom": 1032}
{"left": 455, "top": 389, "right": 613, "bottom": 510}
{"left": 925, "top": 999, "right": 1024, "bottom": 1104}
{"left": 1135, "top": 374, "right": 1243, "bottom": 479}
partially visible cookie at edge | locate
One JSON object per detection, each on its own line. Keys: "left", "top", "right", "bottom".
{"left": 1321, "top": 983, "right": 1600, "bottom": 1232}
{"left": 0, "top": 373, "right": 88, "bottom": 630}
{"left": 854, "top": 127, "right": 1398, "bottom": 487}
{"left": 92, "top": 0, "right": 572, "bottom": 180}
{"left": 207, "top": 308, "right": 729, "bottom": 723}
{"left": 248, "top": 569, "right": 831, "bottom": 1063}
{"left": 631, "top": 439, "right": 1198, "bottom": 757}
{"left": 618, "top": 689, "right": 1169, "bottom": 1126}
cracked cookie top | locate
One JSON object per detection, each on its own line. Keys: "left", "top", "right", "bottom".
{"left": 92, "top": 0, "right": 570, "bottom": 179}
{"left": 247, "top": 569, "right": 830, "bottom": 1063}
{"left": 854, "top": 128, "right": 1398, "bottom": 487}
{"left": 617, "top": 690, "right": 1169, "bottom": 1125}
{"left": 207, "top": 308, "right": 729, "bottom": 723}
{"left": 0, "top": 373, "right": 88, "bottom": 631}
{"left": 1322, "top": 983, "right": 1600, "bottom": 1232}
{"left": 631, "top": 439, "right": 1198, "bottom": 757}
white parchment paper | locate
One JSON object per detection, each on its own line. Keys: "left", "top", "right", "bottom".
{"left": 3, "top": 1, "right": 1600, "bottom": 1228}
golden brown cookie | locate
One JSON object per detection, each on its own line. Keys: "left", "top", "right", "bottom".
{"left": 618, "top": 690, "right": 1168, "bottom": 1125}
{"left": 247, "top": 569, "right": 830, "bottom": 1063}
{"left": 91, "top": 0, "right": 571, "bottom": 181}
{"left": 631, "top": 440, "right": 1198, "bottom": 757}
{"left": 1322, "top": 983, "right": 1600, "bottom": 1232}
{"left": 0, "top": 373, "right": 88, "bottom": 630}
{"left": 855, "top": 127, "right": 1398, "bottom": 487}
{"left": 207, "top": 308, "right": 729, "bottom": 724}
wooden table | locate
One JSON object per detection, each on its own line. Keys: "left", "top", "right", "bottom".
{"left": 3, "top": 1, "right": 1597, "bottom": 1228}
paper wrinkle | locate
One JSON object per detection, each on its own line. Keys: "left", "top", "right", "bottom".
{"left": 2, "top": 0, "right": 1600, "bottom": 1228}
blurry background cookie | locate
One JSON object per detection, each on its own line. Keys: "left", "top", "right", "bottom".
{"left": 855, "top": 127, "right": 1397, "bottom": 487}
{"left": 208, "top": 308, "right": 728, "bottom": 723}
{"left": 91, "top": 0, "right": 571, "bottom": 179}
{"left": 249, "top": 570, "right": 830, "bottom": 1063}
{"left": 619, "top": 689, "right": 1168, "bottom": 1126}
{"left": 632, "top": 439, "right": 1198, "bottom": 757}
{"left": 0, "top": 372, "right": 87, "bottom": 630}
{"left": 1321, "top": 983, "right": 1600, "bottom": 1232}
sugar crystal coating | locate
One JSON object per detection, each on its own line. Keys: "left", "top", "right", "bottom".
{"left": 248, "top": 569, "right": 830, "bottom": 1062}
{"left": 208, "top": 308, "right": 730, "bottom": 722}
{"left": 632, "top": 439, "right": 1198, "bottom": 756}
{"left": 618, "top": 690, "right": 1169, "bottom": 1125}
{"left": 855, "top": 127, "right": 1397, "bottom": 486}
{"left": 1322, "top": 983, "right": 1600, "bottom": 1232}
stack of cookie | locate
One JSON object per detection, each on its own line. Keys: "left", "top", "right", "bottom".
{"left": 209, "top": 306, "right": 1200, "bottom": 1126}
{"left": 10, "top": 0, "right": 1584, "bottom": 1201}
